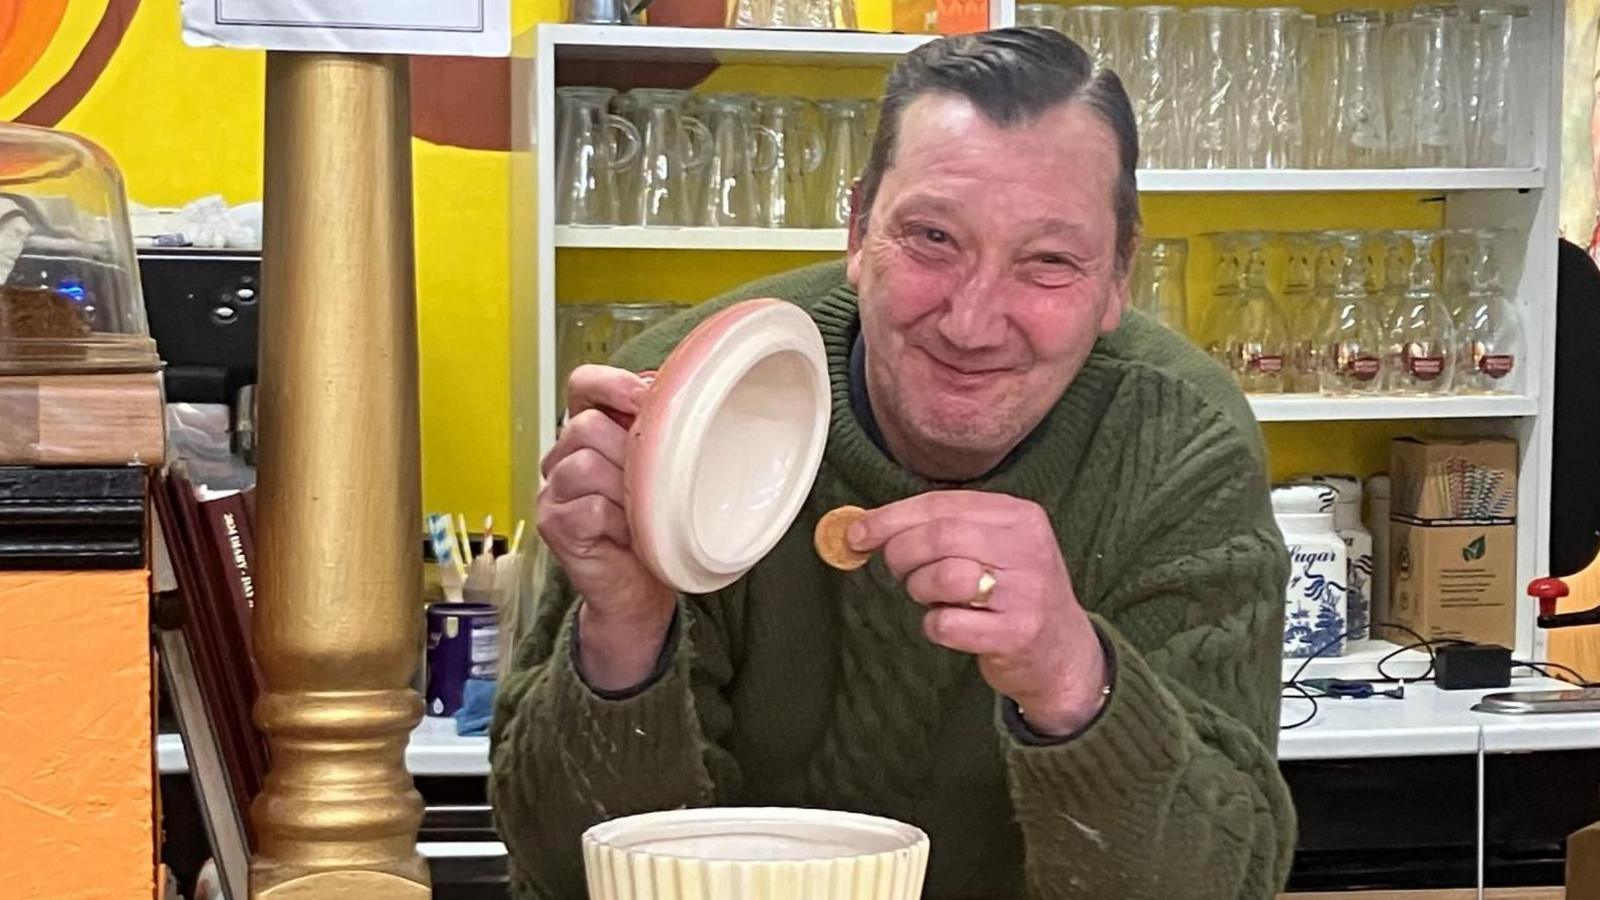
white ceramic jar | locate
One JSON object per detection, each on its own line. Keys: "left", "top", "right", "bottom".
{"left": 1272, "top": 484, "right": 1349, "bottom": 659}
{"left": 1297, "top": 473, "right": 1374, "bottom": 642}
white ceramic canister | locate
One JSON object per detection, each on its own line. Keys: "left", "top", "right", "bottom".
{"left": 1364, "top": 474, "right": 1391, "bottom": 635}
{"left": 1272, "top": 484, "right": 1349, "bottom": 659}
{"left": 1296, "top": 473, "right": 1374, "bottom": 642}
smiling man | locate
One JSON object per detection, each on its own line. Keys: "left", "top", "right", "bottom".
{"left": 492, "top": 28, "right": 1296, "bottom": 899}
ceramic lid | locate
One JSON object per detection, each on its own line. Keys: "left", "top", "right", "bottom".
{"left": 624, "top": 298, "right": 831, "bottom": 595}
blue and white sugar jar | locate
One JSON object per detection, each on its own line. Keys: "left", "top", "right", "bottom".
{"left": 1272, "top": 484, "right": 1349, "bottom": 659}
{"left": 1294, "top": 473, "right": 1374, "bottom": 642}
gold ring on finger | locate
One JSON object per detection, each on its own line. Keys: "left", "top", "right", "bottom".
{"left": 971, "top": 568, "right": 997, "bottom": 607}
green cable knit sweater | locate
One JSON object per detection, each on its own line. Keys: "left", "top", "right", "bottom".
{"left": 490, "top": 261, "right": 1296, "bottom": 899}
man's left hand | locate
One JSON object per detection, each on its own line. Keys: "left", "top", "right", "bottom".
{"left": 850, "top": 491, "right": 1109, "bottom": 737}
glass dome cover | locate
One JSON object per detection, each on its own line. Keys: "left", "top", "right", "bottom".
{"left": 0, "top": 122, "right": 157, "bottom": 374}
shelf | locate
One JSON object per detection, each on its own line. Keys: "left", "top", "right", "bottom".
{"left": 1278, "top": 678, "right": 1596, "bottom": 760}
{"left": 157, "top": 679, "right": 1600, "bottom": 772}
{"left": 1138, "top": 167, "right": 1544, "bottom": 193}
{"left": 1249, "top": 394, "right": 1538, "bottom": 422}
{"left": 544, "top": 24, "right": 931, "bottom": 65}
{"left": 556, "top": 225, "right": 847, "bottom": 251}
{"left": 1282, "top": 638, "right": 1434, "bottom": 684}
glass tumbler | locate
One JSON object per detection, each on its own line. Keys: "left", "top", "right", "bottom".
{"left": 1017, "top": 3, "right": 1066, "bottom": 30}
{"left": 1061, "top": 5, "right": 1125, "bottom": 73}
{"left": 1387, "top": 230, "right": 1457, "bottom": 394}
{"left": 555, "top": 87, "right": 641, "bottom": 226}
{"left": 1403, "top": 6, "right": 1468, "bottom": 168}
{"left": 1245, "top": 7, "right": 1306, "bottom": 169}
{"left": 1454, "top": 228, "right": 1522, "bottom": 392}
{"left": 1329, "top": 10, "right": 1388, "bottom": 168}
{"left": 694, "top": 94, "right": 781, "bottom": 228}
{"left": 1131, "top": 238, "right": 1189, "bottom": 335}
{"left": 1184, "top": 7, "right": 1248, "bottom": 169}
{"left": 812, "top": 99, "right": 875, "bottom": 229}
{"left": 753, "top": 96, "right": 823, "bottom": 229}
{"left": 622, "top": 89, "right": 711, "bottom": 227}
{"left": 1125, "top": 6, "right": 1186, "bottom": 169}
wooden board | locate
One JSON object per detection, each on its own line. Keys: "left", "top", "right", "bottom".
{"left": 0, "top": 371, "right": 165, "bottom": 466}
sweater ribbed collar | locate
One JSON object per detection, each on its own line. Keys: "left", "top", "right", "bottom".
{"left": 809, "top": 284, "right": 1116, "bottom": 511}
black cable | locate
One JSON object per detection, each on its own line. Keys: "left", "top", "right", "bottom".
{"left": 1371, "top": 621, "right": 1472, "bottom": 682}
{"left": 1280, "top": 682, "right": 1318, "bottom": 730}
{"left": 1280, "top": 628, "right": 1355, "bottom": 730}
{"left": 1512, "top": 659, "right": 1596, "bottom": 687}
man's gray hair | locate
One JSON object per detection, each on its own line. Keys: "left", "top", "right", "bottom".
{"left": 857, "top": 27, "right": 1141, "bottom": 273}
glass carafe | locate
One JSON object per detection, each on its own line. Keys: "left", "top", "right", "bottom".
{"left": 1464, "top": 5, "right": 1525, "bottom": 166}
{"left": 753, "top": 96, "right": 823, "bottom": 229}
{"left": 1245, "top": 7, "right": 1306, "bottom": 169}
{"left": 1303, "top": 14, "right": 1338, "bottom": 168}
{"left": 623, "top": 89, "right": 710, "bottom": 227}
{"left": 555, "top": 87, "right": 640, "bottom": 226}
{"left": 1403, "top": 6, "right": 1468, "bottom": 168}
{"left": 1061, "top": 6, "right": 1125, "bottom": 73}
{"left": 1131, "top": 238, "right": 1189, "bottom": 335}
{"left": 1329, "top": 10, "right": 1388, "bottom": 168}
{"left": 1373, "top": 230, "right": 1409, "bottom": 323}
{"left": 1127, "top": 6, "right": 1186, "bottom": 169}
{"left": 694, "top": 94, "right": 780, "bottom": 228}
{"left": 1387, "top": 230, "right": 1456, "bottom": 394}
{"left": 1185, "top": 7, "right": 1247, "bottom": 170}
{"left": 729, "top": 0, "right": 856, "bottom": 29}
{"left": 1384, "top": 8, "right": 1419, "bottom": 166}
{"left": 1201, "top": 232, "right": 1289, "bottom": 393}
{"left": 1317, "top": 231, "right": 1386, "bottom": 394}
{"left": 1455, "top": 229, "right": 1522, "bottom": 393}
{"left": 1017, "top": 2, "right": 1066, "bottom": 30}
{"left": 812, "top": 99, "right": 874, "bottom": 229}
{"left": 1441, "top": 227, "right": 1475, "bottom": 322}
{"left": 1280, "top": 232, "right": 1321, "bottom": 391}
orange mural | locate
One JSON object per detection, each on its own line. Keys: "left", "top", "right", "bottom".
{"left": 0, "top": 1, "right": 69, "bottom": 97}
{"left": 0, "top": 1, "right": 137, "bottom": 127}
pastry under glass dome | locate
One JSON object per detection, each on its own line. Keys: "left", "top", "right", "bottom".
{"left": 0, "top": 122, "right": 158, "bottom": 375}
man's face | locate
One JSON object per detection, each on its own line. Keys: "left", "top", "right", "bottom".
{"left": 846, "top": 93, "right": 1131, "bottom": 478}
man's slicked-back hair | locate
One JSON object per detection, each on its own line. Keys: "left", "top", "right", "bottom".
{"left": 857, "top": 27, "right": 1141, "bottom": 272}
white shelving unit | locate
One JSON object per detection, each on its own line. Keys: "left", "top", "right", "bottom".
{"left": 511, "top": 0, "right": 1569, "bottom": 735}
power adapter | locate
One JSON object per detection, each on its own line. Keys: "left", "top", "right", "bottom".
{"left": 1433, "top": 643, "right": 1512, "bottom": 690}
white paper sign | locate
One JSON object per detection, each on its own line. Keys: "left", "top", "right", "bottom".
{"left": 182, "top": 0, "right": 511, "bottom": 57}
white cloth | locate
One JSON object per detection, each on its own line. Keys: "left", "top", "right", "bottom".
{"left": 0, "top": 197, "right": 33, "bottom": 284}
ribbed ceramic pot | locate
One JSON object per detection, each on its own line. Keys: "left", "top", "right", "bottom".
{"left": 624, "top": 298, "right": 830, "bottom": 595}
{"left": 583, "top": 807, "right": 930, "bottom": 900}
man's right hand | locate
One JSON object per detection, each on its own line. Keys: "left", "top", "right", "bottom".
{"left": 538, "top": 364, "right": 677, "bottom": 691}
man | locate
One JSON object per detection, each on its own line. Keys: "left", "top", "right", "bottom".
{"left": 491, "top": 28, "right": 1295, "bottom": 898}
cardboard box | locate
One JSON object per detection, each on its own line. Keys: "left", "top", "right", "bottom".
{"left": 1384, "top": 437, "right": 1518, "bottom": 647}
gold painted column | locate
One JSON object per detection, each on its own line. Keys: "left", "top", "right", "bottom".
{"left": 250, "top": 52, "right": 429, "bottom": 899}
